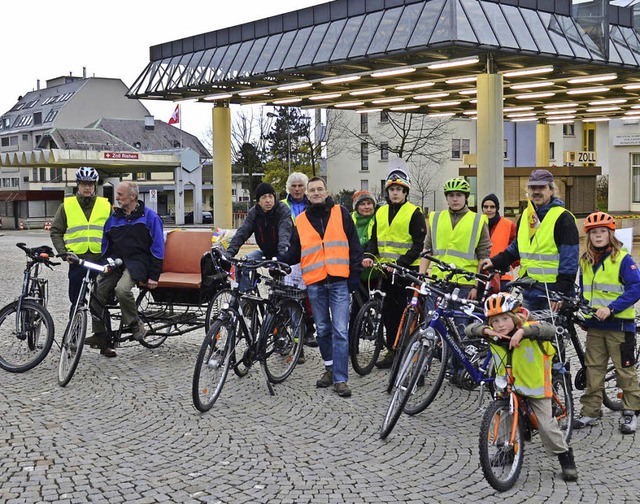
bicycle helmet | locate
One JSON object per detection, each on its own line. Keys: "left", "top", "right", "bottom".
{"left": 76, "top": 166, "right": 99, "bottom": 183}
{"left": 443, "top": 177, "right": 470, "bottom": 195}
{"left": 484, "top": 292, "right": 521, "bottom": 318}
{"left": 583, "top": 211, "right": 616, "bottom": 232}
{"left": 385, "top": 169, "right": 411, "bottom": 191}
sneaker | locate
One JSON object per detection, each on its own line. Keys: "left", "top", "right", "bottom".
{"left": 572, "top": 415, "right": 599, "bottom": 429}
{"left": 375, "top": 350, "right": 395, "bottom": 369}
{"left": 297, "top": 351, "right": 306, "bottom": 365}
{"left": 620, "top": 410, "right": 637, "bottom": 434}
{"left": 316, "top": 369, "right": 332, "bottom": 388}
{"left": 333, "top": 382, "right": 352, "bottom": 397}
{"left": 130, "top": 318, "right": 147, "bottom": 342}
{"left": 304, "top": 324, "right": 318, "bottom": 347}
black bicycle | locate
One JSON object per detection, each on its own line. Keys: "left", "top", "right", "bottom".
{"left": 0, "top": 243, "right": 58, "bottom": 372}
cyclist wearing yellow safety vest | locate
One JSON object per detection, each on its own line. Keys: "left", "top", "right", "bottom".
{"left": 573, "top": 211, "right": 640, "bottom": 434}
{"left": 481, "top": 169, "right": 579, "bottom": 311}
{"left": 280, "top": 177, "right": 363, "bottom": 398}
{"left": 420, "top": 177, "right": 491, "bottom": 300}
{"left": 362, "top": 160, "right": 426, "bottom": 369}
{"left": 50, "top": 166, "right": 111, "bottom": 305}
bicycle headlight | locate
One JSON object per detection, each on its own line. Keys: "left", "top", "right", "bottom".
{"left": 494, "top": 375, "right": 508, "bottom": 391}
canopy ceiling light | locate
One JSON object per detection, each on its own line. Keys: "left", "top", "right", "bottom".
{"left": 427, "top": 56, "right": 479, "bottom": 70}
{"left": 567, "top": 73, "right": 617, "bottom": 84}
{"left": 511, "top": 117, "right": 539, "bottom": 122}
{"left": 544, "top": 102, "right": 578, "bottom": 109}
{"left": 349, "top": 88, "right": 385, "bottom": 96}
{"left": 547, "top": 119, "right": 575, "bottom": 124}
{"left": 238, "top": 89, "right": 270, "bottom": 97}
{"left": 277, "top": 82, "right": 313, "bottom": 91}
{"left": 390, "top": 105, "right": 421, "bottom": 111}
{"left": 566, "top": 87, "right": 609, "bottom": 95}
{"left": 334, "top": 101, "right": 364, "bottom": 108}
{"left": 502, "top": 66, "right": 554, "bottom": 78}
{"left": 589, "top": 98, "right": 627, "bottom": 105}
{"left": 515, "top": 92, "right": 555, "bottom": 99}
{"left": 395, "top": 81, "right": 434, "bottom": 90}
{"left": 321, "top": 75, "right": 361, "bottom": 85}
{"left": 201, "top": 93, "right": 233, "bottom": 101}
{"left": 459, "top": 89, "right": 477, "bottom": 95}
{"left": 546, "top": 109, "right": 577, "bottom": 115}
{"left": 372, "top": 97, "right": 404, "bottom": 104}
{"left": 445, "top": 76, "right": 477, "bottom": 84}
{"left": 463, "top": 111, "right": 478, "bottom": 115}
{"left": 546, "top": 115, "right": 575, "bottom": 120}
{"left": 371, "top": 67, "right": 416, "bottom": 78}
{"left": 510, "top": 81, "right": 554, "bottom": 90}
{"left": 504, "top": 106, "right": 534, "bottom": 112}
{"left": 583, "top": 117, "right": 610, "bottom": 122}
{"left": 428, "top": 101, "right": 461, "bottom": 107}
{"left": 623, "top": 83, "right": 640, "bottom": 90}
{"left": 414, "top": 92, "right": 450, "bottom": 100}
{"left": 356, "top": 108, "right": 381, "bottom": 114}
{"left": 506, "top": 112, "right": 537, "bottom": 118}
{"left": 428, "top": 112, "right": 456, "bottom": 117}
{"left": 309, "top": 93, "right": 342, "bottom": 101}
{"left": 272, "top": 97, "right": 302, "bottom": 104}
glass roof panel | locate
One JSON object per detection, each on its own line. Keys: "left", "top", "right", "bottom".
{"left": 190, "top": 48, "right": 216, "bottom": 85}
{"left": 197, "top": 46, "right": 227, "bottom": 84}
{"left": 429, "top": 0, "right": 455, "bottom": 44}
{"left": 267, "top": 30, "right": 297, "bottom": 72}
{"left": 297, "top": 23, "right": 329, "bottom": 67}
{"left": 313, "top": 19, "right": 347, "bottom": 64}
{"left": 409, "top": 0, "right": 446, "bottom": 47}
{"left": 348, "top": 11, "right": 384, "bottom": 59}
{"left": 367, "top": 7, "right": 403, "bottom": 55}
{"left": 173, "top": 52, "right": 200, "bottom": 88}
{"left": 216, "top": 42, "right": 242, "bottom": 81}
{"left": 282, "top": 26, "right": 313, "bottom": 70}
{"left": 557, "top": 17, "right": 599, "bottom": 59}
{"left": 459, "top": 0, "right": 495, "bottom": 46}
{"left": 486, "top": 2, "right": 518, "bottom": 49}
{"left": 502, "top": 7, "right": 538, "bottom": 52}
{"left": 456, "top": 5, "right": 479, "bottom": 44}
{"left": 148, "top": 60, "right": 175, "bottom": 93}
{"left": 143, "top": 61, "right": 165, "bottom": 93}
{"left": 164, "top": 54, "right": 190, "bottom": 90}
{"left": 330, "top": 16, "right": 363, "bottom": 61}
{"left": 388, "top": 3, "right": 426, "bottom": 52}
{"left": 251, "top": 34, "right": 283, "bottom": 75}
{"left": 237, "top": 37, "right": 267, "bottom": 76}
{"left": 228, "top": 40, "right": 255, "bottom": 78}
{"left": 543, "top": 14, "right": 575, "bottom": 56}
{"left": 619, "top": 26, "right": 640, "bottom": 64}
{"left": 520, "top": 9, "right": 556, "bottom": 54}
{"left": 610, "top": 26, "right": 638, "bottom": 64}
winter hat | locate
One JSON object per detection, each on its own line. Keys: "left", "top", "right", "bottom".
{"left": 481, "top": 194, "right": 500, "bottom": 211}
{"left": 255, "top": 182, "right": 277, "bottom": 201}
{"left": 353, "top": 190, "right": 375, "bottom": 209}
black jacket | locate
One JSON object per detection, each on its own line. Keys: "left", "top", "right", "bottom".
{"left": 226, "top": 201, "right": 292, "bottom": 258}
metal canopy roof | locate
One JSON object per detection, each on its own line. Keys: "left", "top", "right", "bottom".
{"left": 128, "top": 0, "right": 640, "bottom": 122}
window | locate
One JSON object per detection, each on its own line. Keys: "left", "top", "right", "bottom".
{"left": 380, "top": 142, "right": 389, "bottom": 160}
{"left": 44, "top": 110, "right": 58, "bottom": 122}
{"left": 360, "top": 113, "right": 368, "bottom": 134}
{"left": 11, "top": 177, "right": 19, "bottom": 187}
{"left": 2, "top": 117, "right": 10, "bottom": 129}
{"left": 451, "top": 138, "right": 470, "bottom": 159}
{"left": 361, "top": 142, "right": 369, "bottom": 170}
{"left": 14, "top": 115, "right": 33, "bottom": 128}
{"left": 39, "top": 168, "right": 47, "bottom": 182}
{"left": 49, "top": 168, "right": 63, "bottom": 182}
{"left": 22, "top": 134, "right": 29, "bottom": 141}
{"left": 380, "top": 110, "right": 389, "bottom": 123}
{"left": 9, "top": 136, "right": 18, "bottom": 146}
{"left": 549, "top": 142, "right": 555, "bottom": 160}
{"left": 34, "top": 112, "right": 42, "bottom": 125}
{"left": 1, "top": 137, "right": 8, "bottom": 147}
{"left": 2, "top": 178, "right": 9, "bottom": 188}
{"left": 563, "top": 123, "right": 575, "bottom": 136}
{"left": 503, "top": 139, "right": 508, "bottom": 160}
{"left": 32, "top": 168, "right": 38, "bottom": 181}
{"left": 27, "top": 100, "right": 38, "bottom": 108}
{"left": 633, "top": 154, "right": 640, "bottom": 204}
{"left": 361, "top": 180, "right": 369, "bottom": 190}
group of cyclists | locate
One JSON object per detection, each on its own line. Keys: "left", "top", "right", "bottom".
{"left": 50, "top": 163, "right": 640, "bottom": 487}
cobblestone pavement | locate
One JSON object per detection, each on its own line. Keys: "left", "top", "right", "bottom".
{"left": 1, "top": 230, "right": 639, "bottom": 503}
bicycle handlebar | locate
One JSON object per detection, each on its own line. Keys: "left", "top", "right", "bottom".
{"left": 212, "top": 248, "right": 291, "bottom": 276}
{"left": 61, "top": 253, "right": 123, "bottom": 274}
{"left": 420, "top": 252, "right": 493, "bottom": 284}
{"left": 16, "top": 242, "right": 60, "bottom": 267}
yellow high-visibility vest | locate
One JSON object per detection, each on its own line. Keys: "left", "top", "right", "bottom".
{"left": 63, "top": 196, "right": 111, "bottom": 254}
{"left": 376, "top": 202, "right": 421, "bottom": 266}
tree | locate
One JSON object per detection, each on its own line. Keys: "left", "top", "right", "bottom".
{"left": 235, "top": 142, "right": 263, "bottom": 201}
{"left": 406, "top": 161, "right": 440, "bottom": 212}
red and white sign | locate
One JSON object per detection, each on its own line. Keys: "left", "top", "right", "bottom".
{"left": 103, "top": 152, "right": 140, "bottom": 160}
{"left": 168, "top": 104, "right": 180, "bottom": 125}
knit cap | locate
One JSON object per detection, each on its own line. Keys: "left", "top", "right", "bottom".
{"left": 255, "top": 182, "right": 277, "bottom": 201}
{"left": 353, "top": 190, "right": 375, "bottom": 209}
{"left": 481, "top": 193, "right": 500, "bottom": 211}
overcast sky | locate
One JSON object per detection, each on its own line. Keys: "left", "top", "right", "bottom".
{"left": 1, "top": 0, "right": 329, "bottom": 142}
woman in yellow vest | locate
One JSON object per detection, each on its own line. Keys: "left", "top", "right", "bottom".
{"left": 573, "top": 212, "right": 640, "bottom": 434}
{"left": 465, "top": 292, "right": 578, "bottom": 482}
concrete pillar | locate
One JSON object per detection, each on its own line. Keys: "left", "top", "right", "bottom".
{"left": 476, "top": 72, "right": 504, "bottom": 206}
{"left": 536, "top": 119, "right": 550, "bottom": 167}
{"left": 212, "top": 103, "right": 232, "bottom": 228}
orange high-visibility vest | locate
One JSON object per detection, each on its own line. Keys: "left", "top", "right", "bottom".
{"left": 490, "top": 217, "right": 516, "bottom": 281}
{"left": 297, "top": 206, "right": 350, "bottom": 285}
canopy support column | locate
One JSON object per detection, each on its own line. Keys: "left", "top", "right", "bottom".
{"left": 212, "top": 103, "right": 232, "bottom": 228}
{"left": 536, "top": 119, "right": 550, "bottom": 167}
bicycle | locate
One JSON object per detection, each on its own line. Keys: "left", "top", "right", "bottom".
{"left": 192, "top": 251, "right": 305, "bottom": 412}
{"left": 478, "top": 338, "right": 574, "bottom": 492}
{"left": 57, "top": 254, "right": 123, "bottom": 387}
{"left": 507, "top": 277, "right": 640, "bottom": 412}
{"left": 0, "top": 243, "right": 58, "bottom": 372}
{"left": 380, "top": 255, "right": 494, "bottom": 439}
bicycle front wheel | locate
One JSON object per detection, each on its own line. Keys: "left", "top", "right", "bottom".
{"left": 403, "top": 328, "right": 448, "bottom": 416}
{"left": 0, "top": 300, "right": 55, "bottom": 373}
{"left": 552, "top": 371, "right": 574, "bottom": 443}
{"left": 350, "top": 299, "right": 384, "bottom": 376}
{"left": 205, "top": 287, "right": 233, "bottom": 332}
{"left": 387, "top": 308, "right": 420, "bottom": 394}
{"left": 192, "top": 319, "right": 235, "bottom": 412}
{"left": 58, "top": 307, "right": 88, "bottom": 387}
{"left": 380, "top": 337, "right": 428, "bottom": 440}
{"left": 260, "top": 299, "right": 304, "bottom": 384}
{"left": 478, "top": 399, "right": 525, "bottom": 492}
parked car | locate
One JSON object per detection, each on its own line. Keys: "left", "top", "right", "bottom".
{"left": 185, "top": 211, "right": 213, "bottom": 224}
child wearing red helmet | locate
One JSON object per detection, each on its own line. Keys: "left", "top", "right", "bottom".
{"left": 465, "top": 292, "right": 578, "bottom": 482}
{"left": 574, "top": 212, "right": 640, "bottom": 434}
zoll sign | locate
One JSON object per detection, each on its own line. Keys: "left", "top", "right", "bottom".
{"left": 103, "top": 152, "right": 140, "bottom": 160}
{"left": 563, "top": 151, "right": 596, "bottom": 164}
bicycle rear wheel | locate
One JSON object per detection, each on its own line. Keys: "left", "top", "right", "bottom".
{"left": 552, "top": 371, "right": 574, "bottom": 443}
{"left": 478, "top": 399, "right": 525, "bottom": 492}
{"left": 58, "top": 307, "right": 88, "bottom": 387}
{"left": 380, "top": 338, "right": 428, "bottom": 440}
{"left": 0, "top": 300, "right": 55, "bottom": 373}
{"left": 387, "top": 307, "right": 420, "bottom": 393}
{"left": 350, "top": 299, "right": 384, "bottom": 376}
{"left": 192, "top": 319, "right": 235, "bottom": 412}
{"left": 403, "top": 328, "right": 449, "bottom": 416}
{"left": 260, "top": 299, "right": 304, "bottom": 384}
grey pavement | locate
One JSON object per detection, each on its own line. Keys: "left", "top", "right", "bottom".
{"left": 1, "top": 230, "right": 639, "bottom": 503}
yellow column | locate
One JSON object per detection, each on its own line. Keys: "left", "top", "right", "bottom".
{"left": 536, "top": 119, "right": 550, "bottom": 167}
{"left": 476, "top": 72, "right": 504, "bottom": 206}
{"left": 212, "top": 103, "right": 232, "bottom": 228}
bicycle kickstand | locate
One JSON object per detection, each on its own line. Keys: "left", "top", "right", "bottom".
{"left": 260, "top": 367, "right": 276, "bottom": 396}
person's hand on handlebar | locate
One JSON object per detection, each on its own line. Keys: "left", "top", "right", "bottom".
{"left": 479, "top": 258, "right": 494, "bottom": 272}
{"left": 362, "top": 258, "right": 374, "bottom": 268}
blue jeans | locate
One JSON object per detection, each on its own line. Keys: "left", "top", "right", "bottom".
{"left": 238, "top": 249, "right": 265, "bottom": 292}
{"left": 306, "top": 279, "right": 350, "bottom": 384}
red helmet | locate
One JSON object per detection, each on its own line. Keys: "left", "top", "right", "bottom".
{"left": 484, "top": 293, "right": 521, "bottom": 318}
{"left": 584, "top": 211, "right": 616, "bottom": 233}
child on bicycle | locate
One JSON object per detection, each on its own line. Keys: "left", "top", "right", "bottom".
{"left": 573, "top": 211, "right": 640, "bottom": 434}
{"left": 465, "top": 292, "right": 578, "bottom": 482}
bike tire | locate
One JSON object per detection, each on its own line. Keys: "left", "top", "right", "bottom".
{"left": 192, "top": 318, "right": 235, "bottom": 412}
{"left": 205, "top": 287, "right": 233, "bottom": 332}
{"left": 135, "top": 290, "right": 169, "bottom": 349}
{"left": 387, "top": 308, "right": 419, "bottom": 394}
{"left": 380, "top": 338, "right": 428, "bottom": 440}
{"left": 478, "top": 399, "right": 525, "bottom": 492}
{"left": 552, "top": 371, "right": 574, "bottom": 444}
{"left": 233, "top": 298, "right": 259, "bottom": 378}
{"left": 0, "top": 300, "right": 55, "bottom": 373}
{"left": 58, "top": 308, "right": 88, "bottom": 387}
{"left": 350, "top": 299, "right": 384, "bottom": 376}
{"left": 403, "top": 328, "right": 449, "bottom": 416}
{"left": 260, "top": 299, "right": 304, "bottom": 384}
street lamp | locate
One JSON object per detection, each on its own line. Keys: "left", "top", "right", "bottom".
{"left": 266, "top": 112, "right": 291, "bottom": 175}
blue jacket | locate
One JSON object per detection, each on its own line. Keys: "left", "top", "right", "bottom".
{"left": 102, "top": 201, "right": 164, "bottom": 282}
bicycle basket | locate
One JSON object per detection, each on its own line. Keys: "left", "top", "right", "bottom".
{"left": 270, "top": 280, "right": 307, "bottom": 301}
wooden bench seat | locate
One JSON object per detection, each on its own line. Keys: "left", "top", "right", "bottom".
{"left": 158, "top": 229, "right": 214, "bottom": 289}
